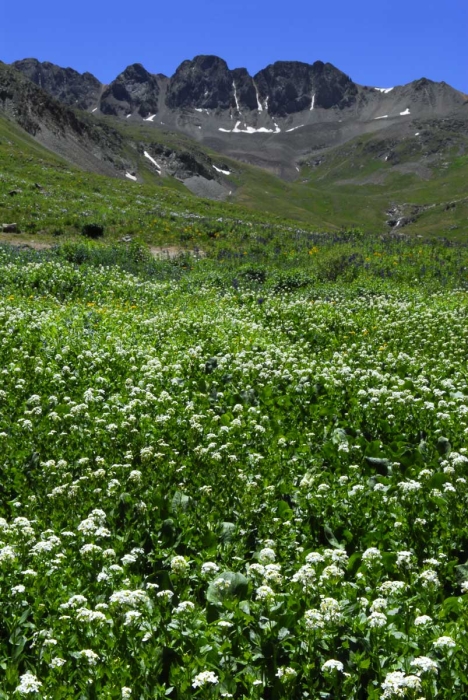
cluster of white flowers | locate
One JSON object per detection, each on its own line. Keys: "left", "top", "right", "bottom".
{"left": 411, "top": 656, "right": 438, "bottom": 674}
{"left": 433, "top": 636, "right": 456, "bottom": 649}
{"left": 15, "top": 673, "right": 42, "bottom": 695}
{"left": 321, "top": 659, "right": 344, "bottom": 673}
{"left": 381, "top": 671, "right": 421, "bottom": 698}
{"left": 192, "top": 670, "right": 219, "bottom": 687}
{"left": 170, "top": 555, "right": 190, "bottom": 575}
{"left": 276, "top": 666, "right": 297, "bottom": 680}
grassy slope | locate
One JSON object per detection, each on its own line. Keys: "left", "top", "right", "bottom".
{"left": 0, "top": 113, "right": 327, "bottom": 254}
{"left": 111, "top": 113, "right": 468, "bottom": 237}
{"left": 2, "top": 109, "right": 468, "bottom": 242}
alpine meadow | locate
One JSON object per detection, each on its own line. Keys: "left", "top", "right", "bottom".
{"left": 1, "top": 37, "right": 468, "bottom": 700}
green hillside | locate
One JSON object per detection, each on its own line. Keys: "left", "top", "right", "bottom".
{"left": 2, "top": 82, "right": 468, "bottom": 700}
{"left": 2, "top": 100, "right": 467, "bottom": 247}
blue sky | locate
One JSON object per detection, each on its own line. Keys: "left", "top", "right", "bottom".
{"left": 2, "top": 0, "right": 467, "bottom": 92}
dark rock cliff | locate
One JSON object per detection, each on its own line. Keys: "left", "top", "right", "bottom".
{"left": 100, "top": 63, "right": 162, "bottom": 117}
{"left": 12, "top": 58, "right": 101, "bottom": 110}
{"left": 254, "top": 60, "right": 357, "bottom": 115}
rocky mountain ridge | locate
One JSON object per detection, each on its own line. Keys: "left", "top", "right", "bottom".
{"left": 0, "top": 62, "right": 225, "bottom": 189}
{"left": 11, "top": 58, "right": 101, "bottom": 110}
{"left": 3, "top": 55, "right": 467, "bottom": 206}
{"left": 13, "top": 55, "right": 465, "bottom": 123}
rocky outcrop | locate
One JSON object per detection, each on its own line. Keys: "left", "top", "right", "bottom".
{"left": 254, "top": 60, "right": 357, "bottom": 115}
{"left": 164, "top": 56, "right": 358, "bottom": 115}
{"left": 0, "top": 62, "right": 125, "bottom": 175}
{"left": 12, "top": 58, "right": 101, "bottom": 110}
{"left": 166, "top": 55, "right": 234, "bottom": 110}
{"left": 100, "top": 63, "right": 162, "bottom": 117}
{"left": 9, "top": 54, "right": 466, "bottom": 126}
{"left": 231, "top": 67, "right": 258, "bottom": 111}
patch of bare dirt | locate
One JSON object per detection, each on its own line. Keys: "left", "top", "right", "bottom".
{"left": 150, "top": 246, "right": 205, "bottom": 259}
{"left": 0, "top": 236, "right": 53, "bottom": 250}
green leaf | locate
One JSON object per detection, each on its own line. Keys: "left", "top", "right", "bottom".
{"left": 220, "top": 522, "right": 236, "bottom": 542}
{"left": 277, "top": 500, "right": 294, "bottom": 520}
{"left": 455, "top": 561, "right": 468, "bottom": 583}
{"left": 442, "top": 597, "right": 462, "bottom": 616}
{"left": 436, "top": 436, "right": 451, "bottom": 456}
{"left": 206, "top": 571, "right": 249, "bottom": 605}
{"left": 171, "top": 491, "right": 190, "bottom": 513}
{"left": 324, "top": 525, "right": 344, "bottom": 549}
{"left": 365, "top": 457, "right": 392, "bottom": 474}
{"left": 428, "top": 473, "right": 449, "bottom": 489}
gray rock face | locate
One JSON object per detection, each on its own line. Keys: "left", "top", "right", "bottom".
{"left": 231, "top": 68, "right": 258, "bottom": 111}
{"left": 164, "top": 56, "right": 358, "bottom": 115}
{"left": 253, "top": 60, "right": 358, "bottom": 115}
{"left": 100, "top": 63, "right": 162, "bottom": 117}
{"left": 11, "top": 55, "right": 465, "bottom": 125}
{"left": 12, "top": 58, "right": 101, "bottom": 110}
{"left": 166, "top": 55, "right": 234, "bottom": 110}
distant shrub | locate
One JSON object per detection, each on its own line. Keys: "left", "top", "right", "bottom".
{"left": 82, "top": 223, "right": 104, "bottom": 239}
{"left": 272, "top": 270, "right": 313, "bottom": 292}
{"left": 239, "top": 266, "right": 268, "bottom": 284}
{"left": 316, "top": 250, "right": 364, "bottom": 282}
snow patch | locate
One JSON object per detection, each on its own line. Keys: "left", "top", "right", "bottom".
{"left": 144, "top": 151, "right": 161, "bottom": 171}
{"left": 253, "top": 81, "right": 263, "bottom": 112}
{"left": 286, "top": 125, "right": 305, "bottom": 132}
{"left": 375, "top": 87, "right": 394, "bottom": 94}
{"left": 213, "top": 165, "right": 231, "bottom": 176}
{"left": 126, "top": 114, "right": 131, "bottom": 119}
{"left": 232, "top": 82, "right": 241, "bottom": 112}
{"left": 400, "top": 108, "right": 411, "bottom": 116}
{"left": 144, "top": 114, "right": 156, "bottom": 122}
{"left": 415, "top": 132, "right": 420, "bottom": 136}
{"left": 125, "top": 173, "right": 137, "bottom": 181}
{"left": 374, "top": 115, "right": 389, "bottom": 120}
{"left": 296, "top": 166, "right": 300, "bottom": 172}
{"left": 219, "top": 121, "right": 281, "bottom": 134}
{"left": 310, "top": 93, "right": 315, "bottom": 111}
{"left": 195, "top": 108, "right": 210, "bottom": 115}
{"left": 92, "top": 108, "right": 98, "bottom": 113}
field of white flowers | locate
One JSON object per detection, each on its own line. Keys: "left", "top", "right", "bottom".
{"left": 1, "top": 251, "right": 468, "bottom": 699}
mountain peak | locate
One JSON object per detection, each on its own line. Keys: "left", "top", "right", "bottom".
{"left": 166, "top": 55, "right": 233, "bottom": 110}
{"left": 100, "top": 63, "right": 161, "bottom": 118}
{"left": 12, "top": 57, "right": 101, "bottom": 110}
{"left": 253, "top": 59, "right": 357, "bottom": 114}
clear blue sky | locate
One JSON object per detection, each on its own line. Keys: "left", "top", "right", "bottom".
{"left": 2, "top": 0, "right": 467, "bottom": 92}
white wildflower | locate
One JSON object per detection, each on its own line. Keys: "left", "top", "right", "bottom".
{"left": 414, "top": 615, "right": 432, "bottom": 626}
{"left": 362, "top": 547, "right": 382, "bottom": 565}
{"left": 258, "top": 547, "right": 276, "bottom": 564}
{"left": 201, "top": 561, "right": 219, "bottom": 576}
{"left": 367, "top": 612, "right": 387, "bottom": 628}
{"left": 276, "top": 667, "right": 297, "bottom": 680}
{"left": 192, "top": 671, "right": 219, "bottom": 688}
{"left": 321, "top": 659, "right": 344, "bottom": 673}
{"left": 411, "top": 656, "right": 438, "bottom": 674}
{"left": 433, "top": 635, "right": 456, "bottom": 649}
{"left": 170, "top": 555, "right": 189, "bottom": 575}
{"left": 15, "top": 672, "right": 42, "bottom": 695}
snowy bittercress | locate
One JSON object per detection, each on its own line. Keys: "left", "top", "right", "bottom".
{"left": 1, "top": 246, "right": 468, "bottom": 699}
